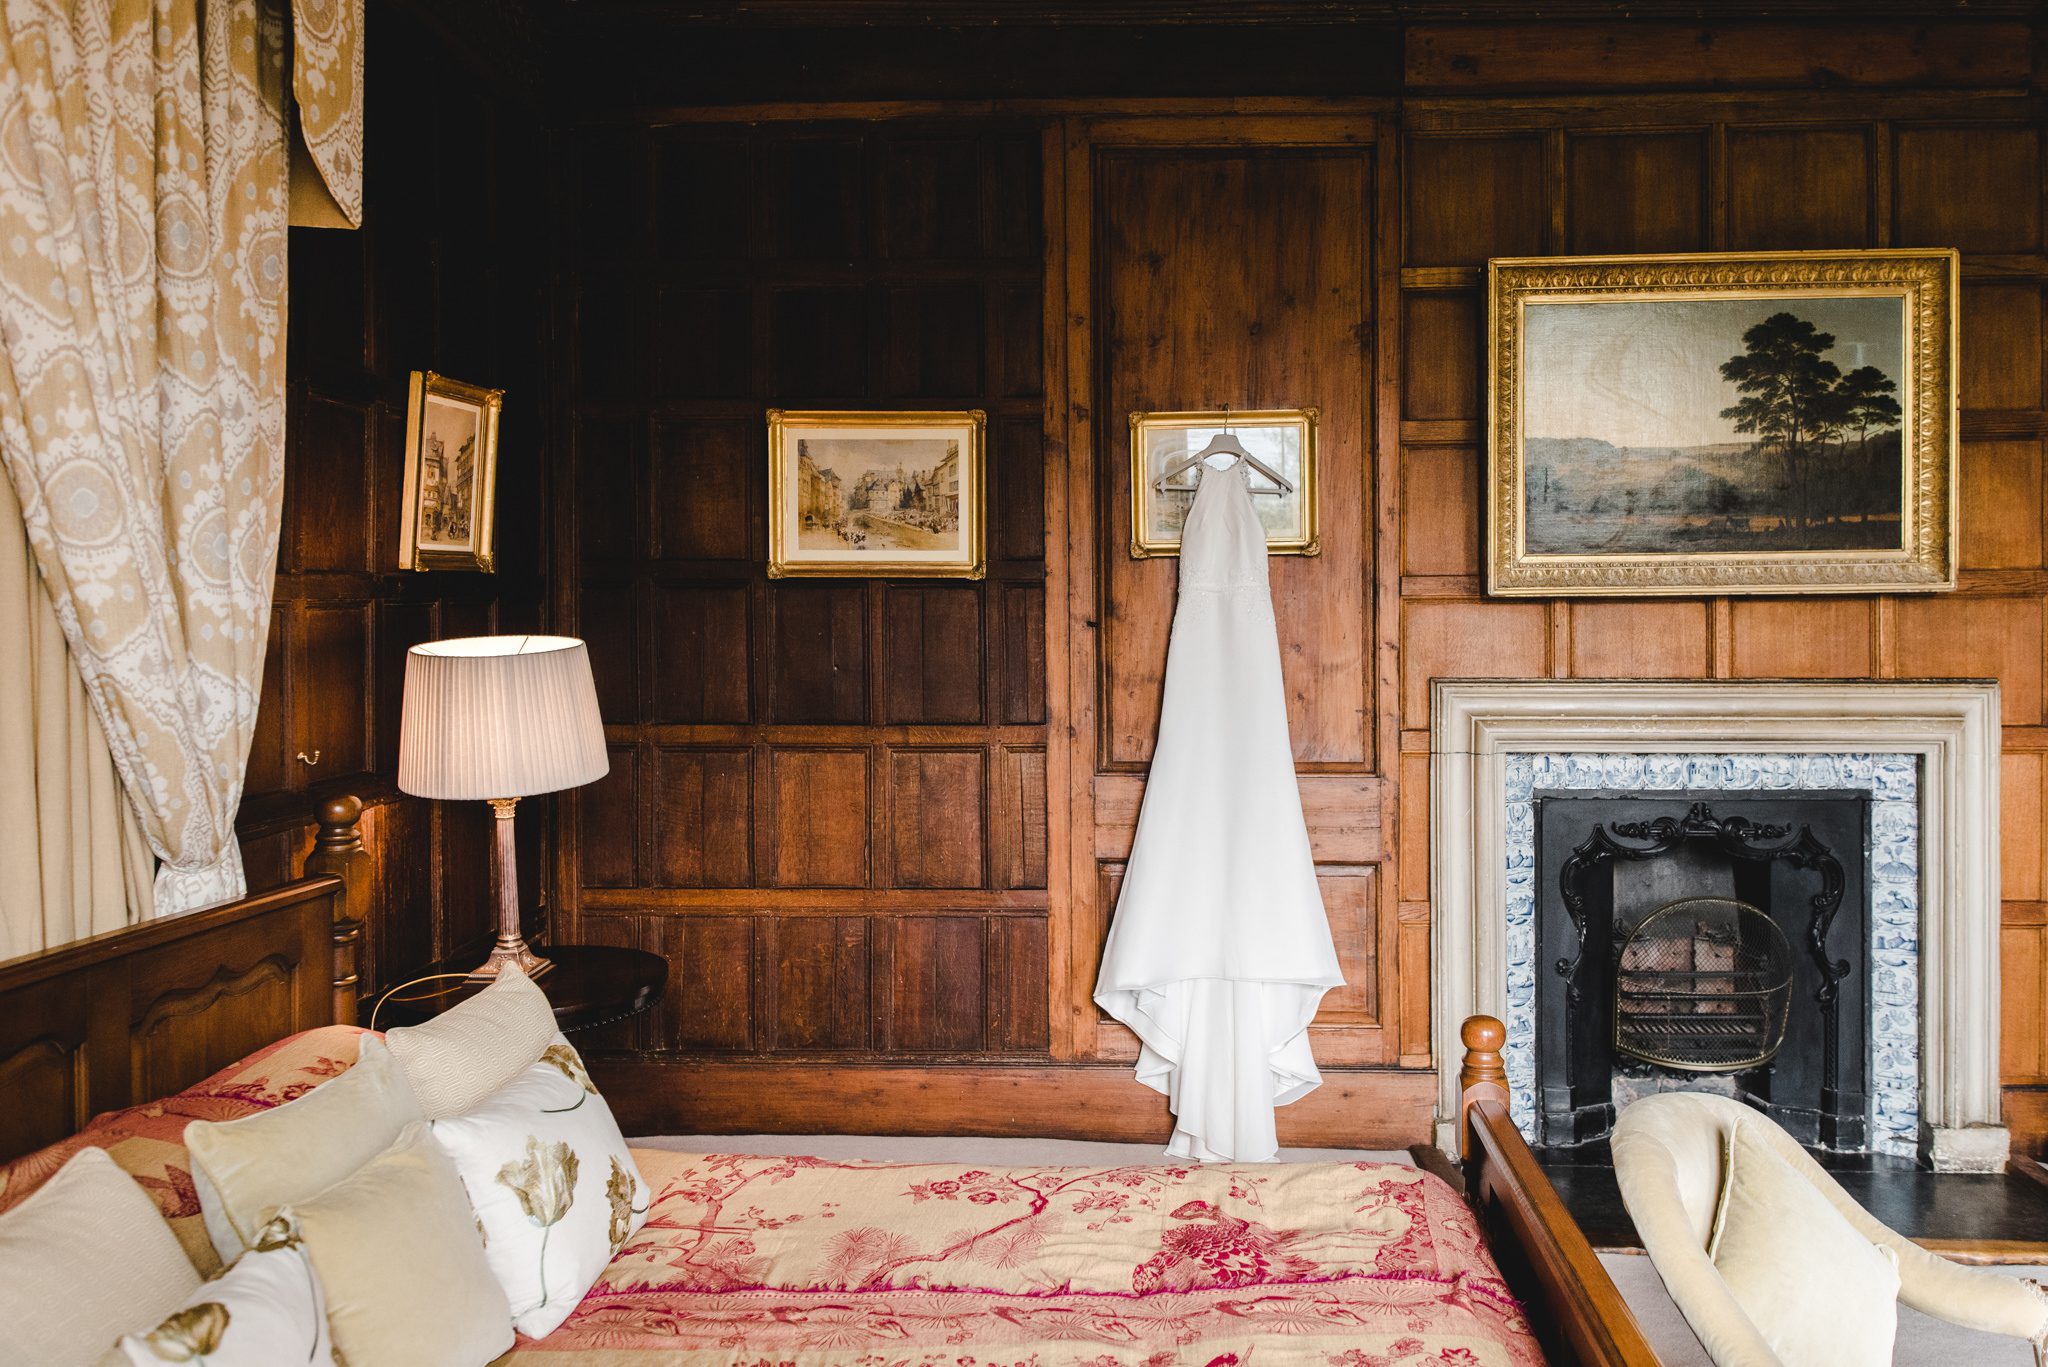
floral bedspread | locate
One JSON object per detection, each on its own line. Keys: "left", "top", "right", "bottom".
{"left": 0, "top": 1024, "right": 367, "bottom": 1276}
{"left": 505, "top": 1151, "right": 1544, "bottom": 1367}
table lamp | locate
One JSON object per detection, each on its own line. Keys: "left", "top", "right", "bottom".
{"left": 397, "top": 635, "right": 608, "bottom": 981}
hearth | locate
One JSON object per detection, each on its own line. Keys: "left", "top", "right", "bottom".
{"left": 1534, "top": 792, "right": 1871, "bottom": 1151}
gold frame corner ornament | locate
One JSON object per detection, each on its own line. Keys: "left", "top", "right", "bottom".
{"left": 1127, "top": 407, "right": 1321, "bottom": 559}
{"left": 399, "top": 369, "right": 504, "bottom": 573}
{"left": 767, "top": 408, "right": 988, "bottom": 580}
{"left": 1485, "top": 248, "right": 1959, "bottom": 598}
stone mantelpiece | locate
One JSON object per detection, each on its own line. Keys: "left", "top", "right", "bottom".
{"left": 1428, "top": 679, "right": 2006, "bottom": 1172}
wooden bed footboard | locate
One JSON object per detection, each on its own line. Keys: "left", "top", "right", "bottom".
{"left": 1457, "top": 1015, "right": 1662, "bottom": 1367}
{"left": 0, "top": 797, "right": 366, "bottom": 1164}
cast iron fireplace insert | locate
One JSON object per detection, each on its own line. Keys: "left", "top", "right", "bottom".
{"left": 1533, "top": 791, "right": 1870, "bottom": 1151}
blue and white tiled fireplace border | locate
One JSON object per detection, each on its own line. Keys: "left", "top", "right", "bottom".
{"left": 1428, "top": 681, "right": 2011, "bottom": 1173}
{"left": 1502, "top": 750, "right": 1920, "bottom": 1157}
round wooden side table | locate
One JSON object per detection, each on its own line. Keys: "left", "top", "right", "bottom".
{"left": 370, "top": 945, "right": 667, "bottom": 1034}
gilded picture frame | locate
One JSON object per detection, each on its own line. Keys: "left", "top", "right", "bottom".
{"left": 1487, "top": 249, "right": 1958, "bottom": 596}
{"left": 767, "top": 409, "right": 987, "bottom": 579}
{"left": 399, "top": 370, "right": 503, "bottom": 572}
{"left": 1128, "top": 409, "right": 1321, "bottom": 559}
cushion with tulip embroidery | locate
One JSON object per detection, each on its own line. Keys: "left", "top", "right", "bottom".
{"left": 110, "top": 1226, "right": 335, "bottom": 1367}
{"left": 426, "top": 1036, "right": 650, "bottom": 1338}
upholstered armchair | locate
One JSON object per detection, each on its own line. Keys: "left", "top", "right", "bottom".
{"left": 1612, "top": 1091, "right": 2048, "bottom": 1367}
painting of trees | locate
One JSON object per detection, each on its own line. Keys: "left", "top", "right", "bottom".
{"left": 1719, "top": 312, "right": 1902, "bottom": 529}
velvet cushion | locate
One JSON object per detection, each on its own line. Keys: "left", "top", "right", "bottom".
{"left": 382, "top": 962, "right": 558, "bottom": 1119}
{"left": 1708, "top": 1120, "right": 1901, "bottom": 1366}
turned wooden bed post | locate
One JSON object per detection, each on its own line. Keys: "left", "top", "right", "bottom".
{"left": 1458, "top": 1013, "right": 1511, "bottom": 1163}
{"left": 303, "top": 795, "right": 369, "bottom": 1025}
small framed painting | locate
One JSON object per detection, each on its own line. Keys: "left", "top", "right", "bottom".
{"left": 1128, "top": 409, "right": 1320, "bottom": 558}
{"left": 767, "top": 410, "right": 986, "bottom": 579}
{"left": 399, "top": 371, "right": 503, "bottom": 572}
{"left": 1487, "top": 249, "right": 1958, "bottom": 596}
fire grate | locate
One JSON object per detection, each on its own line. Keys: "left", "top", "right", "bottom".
{"left": 1614, "top": 896, "right": 1793, "bottom": 1073}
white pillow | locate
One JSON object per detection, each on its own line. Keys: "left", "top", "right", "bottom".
{"left": 384, "top": 962, "right": 559, "bottom": 1119}
{"left": 1709, "top": 1119, "right": 1901, "bottom": 1367}
{"left": 111, "top": 1237, "right": 334, "bottom": 1366}
{"left": 186, "top": 1034, "right": 424, "bottom": 1263}
{"left": 0, "top": 1147, "right": 200, "bottom": 1367}
{"left": 428, "top": 1036, "right": 650, "bottom": 1337}
{"left": 280, "top": 1121, "right": 513, "bottom": 1366}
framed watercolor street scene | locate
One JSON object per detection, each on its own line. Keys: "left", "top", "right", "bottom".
{"left": 767, "top": 410, "right": 986, "bottom": 579}
{"left": 400, "top": 370, "right": 503, "bottom": 572}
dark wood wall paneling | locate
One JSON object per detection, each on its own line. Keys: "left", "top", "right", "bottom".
{"left": 241, "top": 0, "right": 552, "bottom": 1006}
{"left": 555, "top": 122, "right": 1052, "bottom": 1063}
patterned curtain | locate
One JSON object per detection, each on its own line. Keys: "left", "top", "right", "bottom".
{"left": 0, "top": 0, "right": 338, "bottom": 916}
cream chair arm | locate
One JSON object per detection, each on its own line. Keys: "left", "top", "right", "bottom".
{"left": 1757, "top": 1130, "right": 2048, "bottom": 1344}
{"left": 1612, "top": 1125, "right": 1785, "bottom": 1367}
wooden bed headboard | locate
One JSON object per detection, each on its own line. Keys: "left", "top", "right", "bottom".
{"left": 0, "top": 797, "right": 367, "bottom": 1165}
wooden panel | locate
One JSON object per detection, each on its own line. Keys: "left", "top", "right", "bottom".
{"left": 1091, "top": 774, "right": 1385, "bottom": 866}
{"left": 1405, "top": 22, "right": 2033, "bottom": 93}
{"left": 298, "top": 605, "right": 369, "bottom": 779}
{"left": 888, "top": 749, "right": 987, "bottom": 889}
{"left": 651, "top": 418, "right": 752, "bottom": 560}
{"left": 1569, "top": 601, "right": 1709, "bottom": 679}
{"left": 1313, "top": 871, "right": 1379, "bottom": 1025}
{"left": 577, "top": 415, "right": 643, "bottom": 563}
{"left": 884, "top": 285, "right": 984, "bottom": 398}
{"left": 996, "top": 747, "right": 1049, "bottom": 890}
{"left": 1401, "top": 601, "right": 1548, "bottom": 717}
{"left": 883, "top": 916, "right": 986, "bottom": 1052}
{"left": 1892, "top": 597, "right": 2044, "bottom": 725}
{"left": 2002, "top": 753, "right": 2043, "bottom": 904}
{"left": 988, "top": 916, "right": 1050, "bottom": 1052}
{"left": 763, "top": 916, "right": 870, "bottom": 1051}
{"left": 1895, "top": 126, "right": 2042, "bottom": 253}
{"left": 770, "top": 582, "right": 867, "bottom": 724}
{"left": 877, "top": 138, "right": 981, "bottom": 259}
{"left": 994, "top": 416, "right": 1047, "bottom": 561}
{"left": 288, "top": 397, "right": 371, "bottom": 573}
{"left": 592, "top": 1056, "right": 1438, "bottom": 1148}
{"left": 1403, "top": 135, "right": 1546, "bottom": 266}
{"left": 1402, "top": 446, "right": 1480, "bottom": 578}
{"left": 768, "top": 748, "right": 871, "bottom": 887}
{"left": 579, "top": 746, "right": 640, "bottom": 888}
{"left": 883, "top": 585, "right": 984, "bottom": 724}
{"left": 1566, "top": 132, "right": 1707, "bottom": 255}
{"left": 1726, "top": 128, "right": 1872, "bottom": 250}
{"left": 1729, "top": 599, "right": 1875, "bottom": 679}
{"left": 649, "top": 748, "right": 753, "bottom": 887}
{"left": 656, "top": 289, "right": 752, "bottom": 399}
{"left": 1962, "top": 284, "right": 2043, "bottom": 413}
{"left": 653, "top": 915, "right": 753, "bottom": 1052}
{"left": 770, "top": 287, "right": 869, "bottom": 399}
{"left": 246, "top": 610, "right": 290, "bottom": 797}
{"left": 130, "top": 953, "right": 298, "bottom": 1103}
{"left": 1097, "top": 147, "right": 1373, "bottom": 767}
{"left": 1960, "top": 442, "right": 2045, "bottom": 571}
{"left": 650, "top": 582, "right": 752, "bottom": 723}
{"left": 1402, "top": 292, "right": 1481, "bottom": 422}
{"left": 1000, "top": 581, "right": 1047, "bottom": 725}
{"left": 2001, "top": 920, "right": 2046, "bottom": 1082}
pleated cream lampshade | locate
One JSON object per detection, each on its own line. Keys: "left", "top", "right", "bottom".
{"left": 398, "top": 635, "right": 609, "bottom": 801}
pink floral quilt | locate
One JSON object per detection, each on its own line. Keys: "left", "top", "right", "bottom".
{"left": 506, "top": 1151, "right": 1544, "bottom": 1366}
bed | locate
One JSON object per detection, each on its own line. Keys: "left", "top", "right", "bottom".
{"left": 0, "top": 795, "right": 1659, "bottom": 1365}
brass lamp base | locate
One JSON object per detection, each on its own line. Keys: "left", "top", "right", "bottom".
{"left": 470, "top": 797, "right": 555, "bottom": 983}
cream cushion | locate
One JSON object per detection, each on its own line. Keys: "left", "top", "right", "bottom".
{"left": 428, "top": 1036, "right": 650, "bottom": 1337}
{"left": 383, "top": 962, "right": 558, "bottom": 1119}
{"left": 111, "top": 1242, "right": 336, "bottom": 1366}
{"left": 0, "top": 1147, "right": 201, "bottom": 1367}
{"left": 280, "top": 1121, "right": 513, "bottom": 1366}
{"left": 1707, "top": 1120, "right": 1900, "bottom": 1365}
{"left": 186, "top": 1034, "right": 423, "bottom": 1263}
{"left": 1614, "top": 1091, "right": 2048, "bottom": 1367}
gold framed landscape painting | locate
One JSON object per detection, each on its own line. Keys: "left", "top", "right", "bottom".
{"left": 399, "top": 370, "right": 503, "bottom": 572}
{"left": 1486, "top": 249, "right": 1958, "bottom": 596}
{"left": 768, "top": 410, "right": 986, "bottom": 579}
{"left": 1128, "top": 409, "right": 1320, "bottom": 558}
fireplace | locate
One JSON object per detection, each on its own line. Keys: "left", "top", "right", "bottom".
{"left": 1428, "top": 680, "right": 2008, "bottom": 1172}
{"left": 1533, "top": 793, "right": 1870, "bottom": 1151}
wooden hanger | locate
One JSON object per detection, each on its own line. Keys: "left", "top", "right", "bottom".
{"left": 1150, "top": 407, "right": 1295, "bottom": 496}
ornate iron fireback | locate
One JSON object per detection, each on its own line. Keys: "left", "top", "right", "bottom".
{"left": 1614, "top": 896, "right": 1794, "bottom": 1072}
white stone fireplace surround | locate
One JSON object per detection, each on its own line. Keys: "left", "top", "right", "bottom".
{"left": 1429, "top": 679, "right": 2008, "bottom": 1172}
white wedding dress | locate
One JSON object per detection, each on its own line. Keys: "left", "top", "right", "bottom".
{"left": 1093, "top": 459, "right": 1343, "bottom": 1162}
